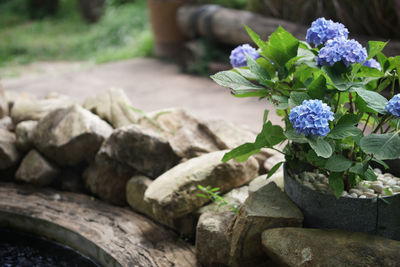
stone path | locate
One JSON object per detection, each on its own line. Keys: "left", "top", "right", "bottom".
{"left": 0, "top": 58, "right": 281, "bottom": 132}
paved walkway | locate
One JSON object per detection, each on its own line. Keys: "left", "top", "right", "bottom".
{"left": 1, "top": 58, "right": 280, "bottom": 132}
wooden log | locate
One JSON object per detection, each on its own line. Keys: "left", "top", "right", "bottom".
{"left": 0, "top": 182, "right": 199, "bottom": 267}
{"left": 177, "top": 5, "right": 400, "bottom": 56}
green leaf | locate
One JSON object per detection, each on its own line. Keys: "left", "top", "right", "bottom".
{"left": 360, "top": 133, "right": 400, "bottom": 160}
{"left": 247, "top": 55, "right": 271, "bottom": 80}
{"left": 322, "top": 64, "right": 348, "bottom": 91}
{"left": 349, "top": 162, "right": 368, "bottom": 175}
{"left": 263, "top": 26, "right": 299, "bottom": 67}
{"left": 353, "top": 86, "right": 387, "bottom": 114}
{"left": 222, "top": 143, "right": 260, "bottom": 162}
{"left": 307, "top": 137, "right": 333, "bottom": 158}
{"left": 356, "top": 66, "right": 384, "bottom": 78}
{"left": 263, "top": 109, "right": 269, "bottom": 123}
{"left": 389, "top": 56, "right": 400, "bottom": 84}
{"left": 328, "top": 124, "right": 362, "bottom": 139}
{"left": 233, "top": 68, "right": 258, "bottom": 80}
{"left": 244, "top": 25, "right": 265, "bottom": 49}
{"left": 371, "top": 158, "right": 389, "bottom": 170}
{"left": 329, "top": 172, "right": 344, "bottom": 198}
{"left": 377, "top": 78, "right": 391, "bottom": 92}
{"left": 267, "top": 161, "right": 284, "bottom": 178}
{"left": 306, "top": 150, "right": 327, "bottom": 167}
{"left": 376, "top": 52, "right": 390, "bottom": 72}
{"left": 289, "top": 92, "right": 310, "bottom": 107}
{"left": 366, "top": 41, "right": 387, "bottom": 60}
{"left": 271, "top": 95, "right": 289, "bottom": 110}
{"left": 363, "top": 169, "right": 378, "bottom": 181}
{"left": 211, "top": 70, "right": 266, "bottom": 94}
{"left": 307, "top": 74, "right": 326, "bottom": 99}
{"left": 284, "top": 129, "right": 308, "bottom": 143}
{"left": 256, "top": 121, "right": 286, "bottom": 147}
{"left": 325, "top": 154, "right": 352, "bottom": 172}
{"left": 257, "top": 57, "right": 276, "bottom": 79}
{"left": 337, "top": 114, "right": 360, "bottom": 125}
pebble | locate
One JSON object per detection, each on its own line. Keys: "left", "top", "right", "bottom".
{"left": 359, "top": 195, "right": 367, "bottom": 199}
{"left": 349, "top": 189, "right": 363, "bottom": 196}
{"left": 364, "top": 192, "right": 378, "bottom": 198}
{"left": 349, "top": 193, "right": 358, "bottom": 198}
{"left": 392, "top": 185, "right": 400, "bottom": 193}
{"left": 371, "top": 184, "right": 384, "bottom": 194}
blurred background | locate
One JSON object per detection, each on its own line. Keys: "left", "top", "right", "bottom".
{"left": 1, "top": 0, "right": 399, "bottom": 76}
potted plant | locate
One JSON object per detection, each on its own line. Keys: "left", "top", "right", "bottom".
{"left": 211, "top": 18, "right": 400, "bottom": 240}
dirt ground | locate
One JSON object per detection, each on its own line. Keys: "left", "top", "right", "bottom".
{"left": 0, "top": 58, "right": 281, "bottom": 132}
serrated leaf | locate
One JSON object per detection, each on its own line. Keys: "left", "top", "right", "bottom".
{"left": 306, "top": 150, "right": 327, "bottom": 167}
{"left": 367, "top": 41, "right": 387, "bottom": 59}
{"left": 329, "top": 172, "right": 344, "bottom": 198}
{"left": 349, "top": 162, "right": 368, "bottom": 175}
{"left": 263, "top": 109, "right": 269, "bottom": 123}
{"left": 371, "top": 158, "right": 389, "bottom": 170}
{"left": 325, "top": 155, "right": 352, "bottom": 172}
{"left": 222, "top": 143, "right": 260, "bottom": 162}
{"left": 322, "top": 64, "right": 348, "bottom": 91}
{"left": 271, "top": 95, "right": 289, "bottom": 110}
{"left": 267, "top": 161, "right": 284, "bottom": 178}
{"left": 244, "top": 25, "right": 265, "bottom": 49}
{"left": 337, "top": 114, "right": 360, "bottom": 125}
{"left": 328, "top": 124, "right": 362, "bottom": 139}
{"left": 289, "top": 92, "right": 310, "bottom": 107}
{"left": 233, "top": 68, "right": 258, "bottom": 80}
{"left": 247, "top": 55, "right": 271, "bottom": 80}
{"left": 307, "top": 74, "right": 326, "bottom": 99}
{"left": 353, "top": 86, "right": 387, "bottom": 114}
{"left": 307, "top": 137, "right": 333, "bottom": 158}
{"left": 363, "top": 169, "right": 378, "bottom": 181}
{"left": 356, "top": 65, "right": 384, "bottom": 78}
{"left": 211, "top": 70, "right": 266, "bottom": 95}
{"left": 360, "top": 133, "right": 400, "bottom": 160}
{"left": 284, "top": 128, "right": 308, "bottom": 143}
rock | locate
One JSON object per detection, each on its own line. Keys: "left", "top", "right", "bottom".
{"left": 11, "top": 95, "right": 73, "bottom": 123}
{"left": 261, "top": 228, "right": 400, "bottom": 267}
{"left": 144, "top": 150, "right": 259, "bottom": 226}
{"left": 126, "top": 175, "right": 196, "bottom": 236}
{"left": 252, "top": 148, "right": 276, "bottom": 174}
{"left": 83, "top": 88, "right": 141, "bottom": 128}
{"left": 196, "top": 212, "right": 236, "bottom": 267}
{"left": 0, "top": 85, "right": 8, "bottom": 118}
{"left": 248, "top": 171, "right": 284, "bottom": 193}
{"left": 0, "top": 116, "right": 13, "bottom": 131}
{"left": 99, "top": 124, "right": 180, "bottom": 178}
{"left": 0, "top": 129, "right": 19, "bottom": 170}
{"left": 15, "top": 149, "right": 59, "bottom": 186}
{"left": 196, "top": 186, "right": 249, "bottom": 216}
{"left": 83, "top": 154, "right": 136, "bottom": 206}
{"left": 263, "top": 151, "right": 285, "bottom": 173}
{"left": 34, "top": 105, "right": 113, "bottom": 166}
{"left": 60, "top": 169, "right": 84, "bottom": 193}
{"left": 15, "top": 120, "right": 38, "bottom": 152}
{"left": 229, "top": 182, "right": 303, "bottom": 267}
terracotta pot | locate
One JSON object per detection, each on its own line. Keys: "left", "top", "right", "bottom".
{"left": 147, "top": 0, "right": 191, "bottom": 58}
{"left": 284, "top": 164, "right": 400, "bottom": 241}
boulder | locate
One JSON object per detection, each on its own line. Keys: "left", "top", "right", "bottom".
{"left": 11, "top": 96, "right": 73, "bottom": 124}
{"left": 83, "top": 88, "right": 140, "bottom": 128}
{"left": 196, "top": 212, "right": 236, "bottom": 267}
{"left": 99, "top": 124, "right": 180, "bottom": 178}
{"left": 83, "top": 154, "right": 136, "bottom": 206}
{"left": 262, "top": 228, "right": 400, "bottom": 267}
{"left": 15, "top": 149, "right": 59, "bottom": 186}
{"left": 248, "top": 171, "right": 284, "bottom": 193}
{"left": 60, "top": 169, "right": 84, "bottom": 193}
{"left": 0, "top": 129, "right": 19, "bottom": 170}
{"left": 229, "top": 182, "right": 303, "bottom": 267}
{"left": 34, "top": 105, "right": 113, "bottom": 166}
{"left": 0, "top": 116, "right": 14, "bottom": 131}
{"left": 15, "top": 120, "right": 38, "bottom": 152}
{"left": 0, "top": 85, "right": 7, "bottom": 118}
{"left": 144, "top": 150, "right": 259, "bottom": 225}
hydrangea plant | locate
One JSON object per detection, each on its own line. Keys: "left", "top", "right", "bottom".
{"left": 212, "top": 19, "right": 400, "bottom": 197}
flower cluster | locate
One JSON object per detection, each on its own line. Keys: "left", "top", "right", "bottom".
{"left": 363, "top": 59, "right": 382, "bottom": 71}
{"left": 289, "top": 100, "right": 334, "bottom": 137}
{"left": 306, "top": 17, "right": 349, "bottom": 46}
{"left": 316, "top": 37, "right": 367, "bottom": 67}
{"left": 386, "top": 94, "right": 400, "bottom": 117}
{"left": 229, "top": 44, "right": 260, "bottom": 68}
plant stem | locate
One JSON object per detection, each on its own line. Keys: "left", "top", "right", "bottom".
{"left": 362, "top": 114, "right": 371, "bottom": 134}
{"left": 372, "top": 115, "right": 389, "bottom": 133}
{"left": 349, "top": 93, "right": 354, "bottom": 113}
{"left": 334, "top": 92, "right": 341, "bottom": 113}
{"left": 384, "top": 125, "right": 391, "bottom": 133}
{"left": 270, "top": 147, "right": 287, "bottom": 156}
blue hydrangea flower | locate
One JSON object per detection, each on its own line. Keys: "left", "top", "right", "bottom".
{"left": 316, "top": 37, "right": 367, "bottom": 67}
{"left": 363, "top": 58, "right": 382, "bottom": 71}
{"left": 229, "top": 44, "right": 260, "bottom": 68}
{"left": 306, "top": 17, "right": 349, "bottom": 46}
{"left": 386, "top": 94, "right": 400, "bottom": 117}
{"left": 289, "top": 99, "right": 334, "bottom": 137}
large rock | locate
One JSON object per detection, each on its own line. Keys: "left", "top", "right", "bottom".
{"left": 144, "top": 150, "right": 259, "bottom": 225}
{"left": 15, "top": 149, "right": 59, "bottom": 186}
{"left": 11, "top": 96, "right": 73, "bottom": 124}
{"left": 229, "top": 182, "right": 303, "bottom": 267}
{"left": 83, "top": 154, "right": 136, "bottom": 206}
{"left": 0, "top": 129, "right": 19, "bottom": 170}
{"left": 196, "top": 211, "right": 236, "bottom": 267}
{"left": 34, "top": 105, "right": 113, "bottom": 166}
{"left": 0, "top": 85, "right": 8, "bottom": 118}
{"left": 0, "top": 116, "right": 13, "bottom": 131}
{"left": 262, "top": 228, "right": 400, "bottom": 267}
{"left": 248, "top": 171, "right": 284, "bottom": 193}
{"left": 60, "top": 169, "right": 84, "bottom": 193}
{"left": 83, "top": 88, "right": 140, "bottom": 128}
{"left": 99, "top": 124, "right": 180, "bottom": 178}
{"left": 15, "top": 120, "right": 38, "bottom": 152}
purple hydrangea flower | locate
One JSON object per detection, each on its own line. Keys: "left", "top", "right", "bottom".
{"left": 229, "top": 44, "right": 260, "bottom": 68}
{"left": 289, "top": 99, "right": 334, "bottom": 137}
{"left": 363, "top": 58, "right": 382, "bottom": 71}
{"left": 306, "top": 17, "right": 349, "bottom": 46}
{"left": 386, "top": 94, "right": 400, "bottom": 117}
{"left": 316, "top": 37, "right": 367, "bottom": 67}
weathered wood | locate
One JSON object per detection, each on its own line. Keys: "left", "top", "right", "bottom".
{"left": 0, "top": 182, "right": 199, "bottom": 267}
{"left": 178, "top": 5, "right": 400, "bottom": 56}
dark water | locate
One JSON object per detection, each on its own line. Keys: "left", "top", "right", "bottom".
{"left": 0, "top": 228, "right": 100, "bottom": 267}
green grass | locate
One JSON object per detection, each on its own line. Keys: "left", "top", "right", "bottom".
{"left": 0, "top": 0, "right": 153, "bottom": 67}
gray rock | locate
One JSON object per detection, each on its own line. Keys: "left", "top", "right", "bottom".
{"left": 60, "top": 169, "right": 84, "bottom": 193}
{"left": 0, "top": 86, "right": 7, "bottom": 118}
{"left": 248, "top": 171, "right": 284, "bottom": 193}
{"left": 0, "top": 129, "right": 19, "bottom": 170}
{"left": 196, "top": 212, "right": 236, "bottom": 267}
{"left": 83, "top": 154, "right": 136, "bottom": 206}
{"left": 0, "top": 116, "right": 13, "bottom": 131}
{"left": 99, "top": 124, "right": 180, "bottom": 178}
{"left": 262, "top": 228, "right": 400, "bottom": 267}
{"left": 83, "top": 88, "right": 140, "bottom": 128}
{"left": 229, "top": 182, "right": 303, "bottom": 267}
{"left": 15, "top": 149, "right": 59, "bottom": 186}
{"left": 34, "top": 105, "right": 113, "bottom": 166}
{"left": 15, "top": 120, "right": 38, "bottom": 152}
{"left": 144, "top": 150, "right": 259, "bottom": 225}
{"left": 11, "top": 96, "right": 73, "bottom": 123}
